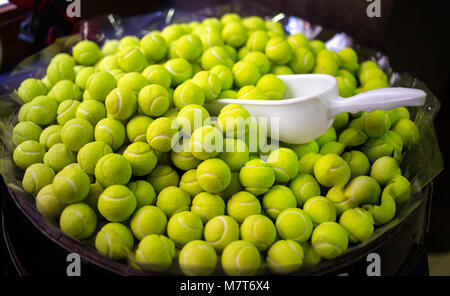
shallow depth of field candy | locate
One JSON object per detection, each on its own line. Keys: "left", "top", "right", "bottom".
{"left": 9, "top": 12, "right": 421, "bottom": 276}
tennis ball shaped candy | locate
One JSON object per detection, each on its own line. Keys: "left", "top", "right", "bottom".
{"left": 137, "top": 84, "right": 170, "bottom": 117}
{"left": 77, "top": 141, "right": 112, "bottom": 174}
{"left": 236, "top": 85, "right": 268, "bottom": 100}
{"left": 142, "top": 65, "right": 172, "bottom": 89}
{"left": 75, "top": 66, "right": 95, "bottom": 90}
{"left": 38, "top": 125, "right": 61, "bottom": 150}
{"left": 95, "top": 153, "right": 132, "bottom": 187}
{"left": 242, "top": 16, "right": 265, "bottom": 31}
{"left": 266, "top": 240, "right": 304, "bottom": 274}
{"left": 164, "top": 58, "right": 193, "bottom": 86}
{"left": 140, "top": 32, "right": 168, "bottom": 63}
{"left": 52, "top": 165, "right": 90, "bottom": 204}
{"left": 199, "top": 30, "right": 224, "bottom": 49}
{"left": 44, "top": 143, "right": 76, "bottom": 172}
{"left": 344, "top": 175, "right": 381, "bottom": 205}
{"left": 22, "top": 163, "right": 55, "bottom": 195}
{"left": 239, "top": 158, "right": 275, "bottom": 195}
{"left": 174, "top": 34, "right": 203, "bottom": 61}
{"left": 176, "top": 104, "right": 210, "bottom": 134}
{"left": 161, "top": 24, "right": 186, "bottom": 44}
{"left": 222, "top": 21, "right": 247, "bottom": 47}
{"left": 56, "top": 100, "right": 80, "bottom": 125}
{"left": 167, "top": 211, "right": 203, "bottom": 247}
{"left": 72, "top": 40, "right": 102, "bottom": 66}
{"left": 265, "top": 37, "right": 293, "bottom": 65}
{"left": 146, "top": 117, "right": 180, "bottom": 152}
{"left": 156, "top": 186, "right": 191, "bottom": 217}
{"left": 338, "top": 48, "right": 359, "bottom": 73}
{"left": 289, "top": 47, "right": 315, "bottom": 74}
{"left": 117, "top": 45, "right": 148, "bottom": 73}
{"left": 105, "top": 87, "right": 137, "bottom": 120}
{"left": 27, "top": 96, "right": 58, "bottom": 126}
{"left": 303, "top": 196, "right": 337, "bottom": 225}
{"left": 256, "top": 74, "right": 286, "bottom": 100}
{"left": 196, "top": 158, "right": 231, "bottom": 193}
{"left": 315, "top": 126, "right": 337, "bottom": 147}
{"left": 127, "top": 180, "right": 156, "bottom": 208}
{"left": 361, "top": 110, "right": 391, "bottom": 138}
{"left": 363, "top": 192, "right": 396, "bottom": 225}
{"left": 218, "top": 138, "right": 249, "bottom": 171}
{"left": 191, "top": 192, "right": 225, "bottom": 223}
{"left": 98, "top": 184, "right": 137, "bottom": 222}
{"left": 276, "top": 208, "right": 313, "bottom": 243}
{"left": 338, "top": 128, "right": 368, "bottom": 147}
{"left": 262, "top": 185, "right": 297, "bottom": 219}
{"left": 271, "top": 64, "right": 294, "bottom": 75}
{"left": 75, "top": 100, "right": 106, "bottom": 126}
{"left": 319, "top": 141, "right": 345, "bottom": 155}
{"left": 86, "top": 71, "right": 117, "bottom": 102}
{"left": 191, "top": 71, "right": 222, "bottom": 101}
{"left": 287, "top": 33, "right": 310, "bottom": 51}
{"left": 36, "top": 184, "right": 65, "bottom": 218}
{"left": 240, "top": 214, "right": 276, "bottom": 251}
{"left": 13, "top": 140, "right": 45, "bottom": 170}
{"left": 313, "top": 154, "right": 351, "bottom": 187}
{"left": 147, "top": 165, "right": 180, "bottom": 194}
{"left": 383, "top": 175, "right": 411, "bottom": 206}
{"left": 130, "top": 206, "right": 167, "bottom": 240}
{"left": 123, "top": 142, "right": 157, "bottom": 176}
{"left": 179, "top": 169, "right": 204, "bottom": 198}
{"left": 217, "top": 104, "right": 251, "bottom": 136}
{"left": 246, "top": 30, "right": 270, "bottom": 52}
{"left": 60, "top": 203, "right": 97, "bottom": 240}
{"left": 18, "top": 103, "right": 32, "bottom": 123}
{"left": 173, "top": 81, "right": 205, "bottom": 109}
{"left": 179, "top": 240, "right": 218, "bottom": 276}
{"left": 210, "top": 65, "right": 234, "bottom": 90}
{"left": 232, "top": 60, "right": 261, "bottom": 88}
{"left": 102, "top": 39, "right": 120, "bottom": 56}
{"left": 17, "top": 78, "right": 48, "bottom": 103}
{"left": 126, "top": 115, "right": 154, "bottom": 143}
{"left": 135, "top": 234, "right": 175, "bottom": 271}
{"left": 95, "top": 222, "right": 134, "bottom": 260}
{"left": 342, "top": 150, "right": 370, "bottom": 179}
{"left": 171, "top": 142, "right": 202, "bottom": 171}
{"left": 61, "top": 118, "right": 94, "bottom": 152}
{"left": 221, "top": 240, "right": 261, "bottom": 276}
{"left": 226, "top": 191, "right": 261, "bottom": 223}
{"left": 117, "top": 72, "right": 149, "bottom": 94}
{"left": 298, "top": 152, "right": 322, "bottom": 175}
{"left": 311, "top": 222, "right": 349, "bottom": 259}
{"left": 94, "top": 118, "right": 126, "bottom": 151}
{"left": 12, "top": 121, "right": 42, "bottom": 146}
{"left": 267, "top": 148, "right": 299, "bottom": 182}
{"left": 370, "top": 156, "right": 401, "bottom": 186}
{"left": 48, "top": 80, "right": 82, "bottom": 103}
{"left": 204, "top": 215, "right": 240, "bottom": 252}
{"left": 289, "top": 173, "right": 321, "bottom": 206}
{"left": 47, "top": 59, "right": 76, "bottom": 85}
{"left": 313, "top": 50, "right": 339, "bottom": 76}
{"left": 291, "top": 141, "right": 320, "bottom": 159}
{"left": 339, "top": 208, "right": 374, "bottom": 243}
{"left": 201, "top": 46, "right": 233, "bottom": 70}
{"left": 190, "top": 125, "right": 223, "bottom": 160}
{"left": 392, "top": 119, "right": 419, "bottom": 148}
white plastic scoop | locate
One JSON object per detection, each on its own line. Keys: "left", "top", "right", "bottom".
{"left": 205, "top": 74, "right": 426, "bottom": 144}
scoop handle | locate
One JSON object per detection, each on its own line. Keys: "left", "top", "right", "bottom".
{"left": 329, "top": 87, "right": 426, "bottom": 117}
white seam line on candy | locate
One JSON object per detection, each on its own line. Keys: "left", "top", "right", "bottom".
{"left": 177, "top": 216, "right": 198, "bottom": 231}
{"left": 235, "top": 245, "right": 252, "bottom": 274}
{"left": 30, "top": 171, "right": 38, "bottom": 192}
{"left": 350, "top": 179, "right": 364, "bottom": 203}
{"left": 211, "top": 48, "right": 226, "bottom": 63}
{"left": 314, "top": 242, "right": 343, "bottom": 252}
{"left": 97, "top": 125, "right": 115, "bottom": 147}
{"left": 123, "top": 48, "right": 137, "bottom": 59}
{"left": 207, "top": 75, "right": 217, "bottom": 97}
{"left": 266, "top": 256, "right": 282, "bottom": 273}
{"left": 136, "top": 210, "right": 152, "bottom": 238}
{"left": 287, "top": 240, "right": 302, "bottom": 258}
{"left": 272, "top": 167, "right": 289, "bottom": 178}
{"left": 101, "top": 193, "right": 130, "bottom": 201}
{"left": 299, "top": 181, "right": 313, "bottom": 194}
{"left": 115, "top": 90, "right": 122, "bottom": 115}
{"left": 192, "top": 204, "right": 208, "bottom": 221}
{"left": 61, "top": 177, "right": 76, "bottom": 194}
{"left": 104, "top": 232, "right": 113, "bottom": 257}
{"left": 58, "top": 101, "right": 77, "bottom": 118}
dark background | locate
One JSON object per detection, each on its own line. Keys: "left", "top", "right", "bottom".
{"left": 0, "top": 0, "right": 449, "bottom": 275}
